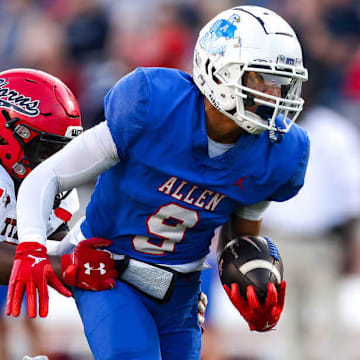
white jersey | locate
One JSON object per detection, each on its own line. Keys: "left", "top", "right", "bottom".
{"left": 0, "top": 164, "right": 79, "bottom": 245}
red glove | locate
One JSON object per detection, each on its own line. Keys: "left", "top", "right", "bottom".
{"left": 6, "top": 242, "right": 72, "bottom": 318}
{"left": 61, "top": 237, "right": 118, "bottom": 291}
{"left": 223, "top": 281, "right": 286, "bottom": 332}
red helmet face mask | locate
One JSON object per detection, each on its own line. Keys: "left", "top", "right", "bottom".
{"left": 0, "top": 69, "right": 82, "bottom": 182}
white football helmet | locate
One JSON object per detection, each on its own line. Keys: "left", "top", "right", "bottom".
{"left": 193, "top": 6, "right": 308, "bottom": 136}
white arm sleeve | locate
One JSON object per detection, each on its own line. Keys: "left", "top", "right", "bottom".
{"left": 16, "top": 121, "right": 119, "bottom": 245}
{"left": 234, "top": 201, "right": 271, "bottom": 221}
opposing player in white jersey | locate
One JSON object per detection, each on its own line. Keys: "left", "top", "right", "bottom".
{"left": 0, "top": 164, "right": 79, "bottom": 246}
{"left": 0, "top": 69, "right": 118, "bottom": 310}
{"left": 8, "top": 7, "right": 309, "bottom": 360}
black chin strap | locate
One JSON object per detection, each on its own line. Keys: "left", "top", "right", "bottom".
{"left": 1, "top": 110, "right": 34, "bottom": 182}
{"left": 2, "top": 110, "right": 19, "bottom": 129}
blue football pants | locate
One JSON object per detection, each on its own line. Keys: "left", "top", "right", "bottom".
{"left": 72, "top": 271, "right": 202, "bottom": 360}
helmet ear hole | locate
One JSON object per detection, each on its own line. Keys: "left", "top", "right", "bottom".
{"left": 210, "top": 66, "right": 220, "bottom": 84}
{"left": 205, "top": 59, "right": 211, "bottom": 75}
{"left": 0, "top": 135, "right": 8, "bottom": 145}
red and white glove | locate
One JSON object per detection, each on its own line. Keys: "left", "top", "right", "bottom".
{"left": 223, "top": 281, "right": 286, "bottom": 332}
{"left": 61, "top": 237, "right": 118, "bottom": 291}
{"left": 6, "top": 242, "right": 72, "bottom": 318}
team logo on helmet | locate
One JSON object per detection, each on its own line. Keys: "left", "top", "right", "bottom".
{"left": 0, "top": 78, "right": 40, "bottom": 117}
{"left": 199, "top": 14, "right": 240, "bottom": 56}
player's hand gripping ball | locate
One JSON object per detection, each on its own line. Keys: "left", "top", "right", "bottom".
{"left": 219, "top": 236, "right": 285, "bottom": 331}
{"left": 219, "top": 236, "right": 283, "bottom": 301}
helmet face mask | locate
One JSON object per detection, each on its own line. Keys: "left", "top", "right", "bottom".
{"left": 17, "top": 123, "right": 72, "bottom": 168}
{"left": 193, "top": 6, "right": 308, "bottom": 137}
{"left": 0, "top": 69, "right": 83, "bottom": 182}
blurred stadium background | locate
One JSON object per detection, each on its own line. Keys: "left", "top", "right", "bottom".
{"left": 1, "top": 0, "right": 360, "bottom": 359}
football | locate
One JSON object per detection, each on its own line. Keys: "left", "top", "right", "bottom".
{"left": 218, "top": 235, "right": 283, "bottom": 303}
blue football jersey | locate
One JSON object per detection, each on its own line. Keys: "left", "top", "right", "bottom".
{"left": 80, "top": 67, "right": 309, "bottom": 265}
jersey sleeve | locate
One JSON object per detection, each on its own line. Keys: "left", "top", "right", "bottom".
{"left": 104, "top": 68, "right": 149, "bottom": 159}
{"left": 269, "top": 134, "right": 310, "bottom": 202}
{"left": 235, "top": 201, "right": 271, "bottom": 221}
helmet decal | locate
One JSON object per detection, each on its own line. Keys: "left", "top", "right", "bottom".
{"left": 0, "top": 79, "right": 40, "bottom": 117}
{"left": 65, "top": 126, "right": 83, "bottom": 139}
{"left": 276, "top": 55, "right": 303, "bottom": 67}
{"left": 199, "top": 14, "right": 240, "bottom": 56}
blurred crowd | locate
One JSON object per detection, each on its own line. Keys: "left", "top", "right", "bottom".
{"left": 1, "top": 0, "right": 360, "bottom": 359}
{"left": 1, "top": 0, "right": 359, "bottom": 126}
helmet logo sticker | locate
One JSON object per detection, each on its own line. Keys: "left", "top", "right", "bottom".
{"left": 0, "top": 79, "right": 40, "bottom": 117}
{"left": 276, "top": 55, "right": 296, "bottom": 66}
{"left": 65, "top": 126, "right": 83, "bottom": 138}
{"left": 199, "top": 14, "right": 240, "bottom": 56}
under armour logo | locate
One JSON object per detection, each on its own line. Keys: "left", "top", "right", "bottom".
{"left": 28, "top": 254, "right": 47, "bottom": 267}
{"left": 84, "top": 262, "right": 106, "bottom": 275}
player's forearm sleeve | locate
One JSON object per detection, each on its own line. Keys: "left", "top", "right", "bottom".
{"left": 235, "top": 201, "right": 271, "bottom": 221}
{"left": 16, "top": 121, "right": 119, "bottom": 245}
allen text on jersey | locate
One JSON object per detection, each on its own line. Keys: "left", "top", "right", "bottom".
{"left": 158, "top": 176, "right": 226, "bottom": 211}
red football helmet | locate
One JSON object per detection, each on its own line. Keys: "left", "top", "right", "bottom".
{"left": 0, "top": 68, "right": 82, "bottom": 181}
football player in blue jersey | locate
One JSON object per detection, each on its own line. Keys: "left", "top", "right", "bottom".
{"left": 7, "top": 6, "right": 309, "bottom": 360}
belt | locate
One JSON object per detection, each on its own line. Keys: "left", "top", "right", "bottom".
{"left": 115, "top": 257, "right": 179, "bottom": 303}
